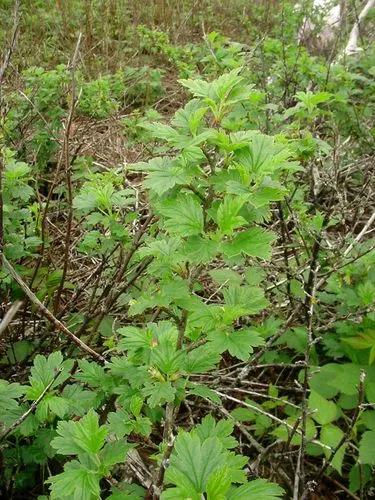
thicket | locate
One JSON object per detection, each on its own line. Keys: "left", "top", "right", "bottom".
{"left": 0, "top": 1, "right": 374, "bottom": 499}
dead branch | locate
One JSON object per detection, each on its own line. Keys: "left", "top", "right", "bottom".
{"left": 2, "top": 255, "right": 105, "bottom": 362}
{"left": 344, "top": 0, "right": 375, "bottom": 55}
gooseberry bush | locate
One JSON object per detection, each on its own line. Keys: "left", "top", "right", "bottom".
{"left": 1, "top": 50, "right": 375, "bottom": 500}
{"left": 0, "top": 69, "right": 292, "bottom": 499}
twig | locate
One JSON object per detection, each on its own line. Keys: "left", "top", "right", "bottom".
{"left": 0, "top": 0, "right": 20, "bottom": 85}
{"left": 126, "top": 449, "right": 153, "bottom": 489}
{"left": 344, "top": 0, "right": 375, "bottom": 55}
{"left": 87, "top": 214, "right": 155, "bottom": 336}
{"left": 293, "top": 260, "right": 320, "bottom": 500}
{"left": 53, "top": 32, "right": 83, "bottom": 313}
{"left": 2, "top": 255, "right": 105, "bottom": 362}
{"left": 0, "top": 368, "right": 62, "bottom": 443}
{"left": 0, "top": 301, "right": 23, "bottom": 337}
{"left": 343, "top": 210, "right": 375, "bottom": 257}
{"left": 219, "top": 386, "right": 300, "bottom": 409}
{"left": 214, "top": 390, "right": 331, "bottom": 451}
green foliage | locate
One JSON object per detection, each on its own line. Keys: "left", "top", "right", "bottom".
{"left": 1, "top": 148, "right": 41, "bottom": 262}
{"left": 1, "top": 2, "right": 375, "bottom": 498}
{"left": 78, "top": 67, "right": 164, "bottom": 118}
{"left": 162, "top": 422, "right": 284, "bottom": 499}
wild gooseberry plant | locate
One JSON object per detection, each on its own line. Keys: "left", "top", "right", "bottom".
{"left": 2, "top": 64, "right": 375, "bottom": 498}
{"left": 0, "top": 69, "right": 295, "bottom": 499}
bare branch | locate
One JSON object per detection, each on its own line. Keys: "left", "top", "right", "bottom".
{"left": 344, "top": 0, "right": 375, "bottom": 55}
{"left": 2, "top": 255, "right": 105, "bottom": 362}
{"left": 0, "top": 0, "right": 20, "bottom": 85}
{"left": 0, "top": 301, "right": 23, "bottom": 337}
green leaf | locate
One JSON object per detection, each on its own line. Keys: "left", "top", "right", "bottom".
{"left": 182, "top": 235, "right": 218, "bottom": 263}
{"left": 158, "top": 194, "right": 204, "bottom": 237}
{"left": 0, "top": 380, "right": 24, "bottom": 412}
{"left": 309, "top": 364, "right": 341, "bottom": 399}
{"left": 117, "top": 325, "right": 154, "bottom": 351}
{"left": 100, "top": 440, "right": 132, "bottom": 470}
{"left": 184, "top": 344, "right": 221, "bottom": 373}
{"left": 43, "top": 395, "right": 70, "bottom": 419}
{"left": 152, "top": 341, "right": 185, "bottom": 375}
{"left": 129, "top": 395, "right": 143, "bottom": 417}
{"left": 295, "top": 90, "right": 333, "bottom": 109}
{"left": 357, "top": 282, "right": 375, "bottom": 307}
{"left": 276, "top": 327, "right": 307, "bottom": 353}
{"left": 187, "top": 384, "right": 222, "bottom": 404}
{"left": 308, "top": 390, "right": 338, "bottom": 425}
{"left": 223, "top": 227, "right": 276, "bottom": 259}
{"left": 228, "top": 479, "right": 284, "bottom": 499}
{"left": 172, "top": 99, "right": 208, "bottom": 134}
{"left": 164, "top": 433, "right": 226, "bottom": 494}
{"left": 108, "top": 484, "right": 146, "bottom": 500}
{"left": 75, "top": 360, "right": 107, "bottom": 388}
{"left": 343, "top": 331, "right": 375, "bottom": 364}
{"left": 217, "top": 196, "right": 246, "bottom": 235}
{"left": 132, "top": 416, "right": 152, "bottom": 437}
{"left": 360, "top": 410, "right": 375, "bottom": 430}
{"left": 47, "top": 459, "right": 101, "bottom": 500}
{"left": 142, "top": 381, "right": 176, "bottom": 408}
{"left": 28, "top": 352, "right": 72, "bottom": 393}
{"left": 1, "top": 340, "right": 33, "bottom": 364}
{"left": 208, "top": 328, "right": 264, "bottom": 361}
{"left": 359, "top": 430, "right": 375, "bottom": 465}
{"left": 132, "top": 157, "right": 192, "bottom": 195}
{"left": 349, "top": 464, "right": 373, "bottom": 493}
{"left": 108, "top": 409, "right": 134, "bottom": 438}
{"left": 250, "top": 184, "right": 286, "bottom": 208}
{"left": 30, "top": 351, "right": 63, "bottom": 386}
{"left": 62, "top": 384, "right": 98, "bottom": 417}
{"left": 179, "top": 78, "right": 211, "bottom": 99}
{"left": 195, "top": 415, "right": 237, "bottom": 449}
{"left": 209, "top": 268, "right": 242, "bottom": 286}
{"left": 206, "top": 467, "right": 231, "bottom": 500}
{"left": 235, "top": 134, "right": 296, "bottom": 175}
{"left": 51, "top": 409, "right": 107, "bottom": 456}
{"left": 180, "top": 70, "right": 252, "bottom": 119}
{"left": 223, "top": 285, "right": 269, "bottom": 316}
{"left": 272, "top": 417, "right": 317, "bottom": 446}
{"left": 141, "top": 122, "right": 182, "bottom": 143}
{"left": 320, "top": 424, "right": 346, "bottom": 473}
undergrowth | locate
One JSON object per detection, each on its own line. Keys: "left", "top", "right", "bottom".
{"left": 0, "top": 1, "right": 375, "bottom": 499}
